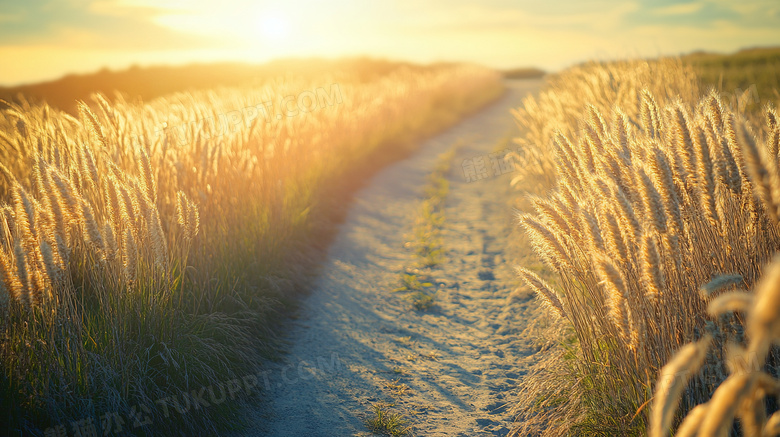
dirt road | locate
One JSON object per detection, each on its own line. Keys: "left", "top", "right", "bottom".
{"left": 243, "top": 79, "right": 544, "bottom": 436}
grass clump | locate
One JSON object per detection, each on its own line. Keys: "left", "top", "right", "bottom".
{"left": 393, "top": 145, "right": 460, "bottom": 312}
{"left": 394, "top": 274, "right": 437, "bottom": 311}
{"left": 366, "top": 403, "right": 411, "bottom": 437}
{"left": 412, "top": 148, "right": 455, "bottom": 268}
{"left": 509, "top": 55, "right": 780, "bottom": 436}
{"left": 409, "top": 291, "right": 435, "bottom": 311}
{"left": 384, "top": 379, "right": 411, "bottom": 397}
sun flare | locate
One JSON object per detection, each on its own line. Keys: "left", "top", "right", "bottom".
{"left": 257, "top": 11, "right": 291, "bottom": 42}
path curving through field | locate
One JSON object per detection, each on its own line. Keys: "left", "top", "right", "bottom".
{"left": 242, "top": 79, "right": 544, "bottom": 436}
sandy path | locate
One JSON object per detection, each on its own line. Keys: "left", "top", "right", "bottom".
{"left": 241, "top": 79, "right": 543, "bottom": 436}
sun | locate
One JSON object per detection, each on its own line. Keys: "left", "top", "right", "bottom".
{"left": 258, "top": 11, "right": 291, "bottom": 42}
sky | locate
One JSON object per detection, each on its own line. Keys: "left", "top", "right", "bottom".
{"left": 0, "top": 0, "right": 779, "bottom": 86}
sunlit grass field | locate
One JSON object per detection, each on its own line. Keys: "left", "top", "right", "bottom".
{"left": 510, "top": 50, "right": 780, "bottom": 436}
{"left": 683, "top": 46, "right": 780, "bottom": 113}
{"left": 0, "top": 59, "right": 502, "bottom": 435}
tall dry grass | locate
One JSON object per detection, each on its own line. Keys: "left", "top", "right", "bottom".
{"left": 0, "top": 60, "right": 502, "bottom": 435}
{"left": 509, "top": 59, "right": 700, "bottom": 194}
{"left": 510, "top": 58, "right": 780, "bottom": 435}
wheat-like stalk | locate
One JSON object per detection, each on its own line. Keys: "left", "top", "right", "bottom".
{"left": 39, "top": 240, "right": 60, "bottom": 286}
{"left": 693, "top": 122, "right": 720, "bottom": 228}
{"left": 0, "top": 246, "right": 20, "bottom": 303}
{"left": 519, "top": 214, "right": 572, "bottom": 272}
{"left": 640, "top": 233, "right": 664, "bottom": 302}
{"left": 78, "top": 100, "right": 107, "bottom": 149}
{"left": 699, "top": 373, "right": 758, "bottom": 436}
{"left": 580, "top": 207, "right": 605, "bottom": 252}
{"left": 79, "top": 199, "right": 105, "bottom": 254}
{"left": 699, "top": 274, "right": 745, "bottom": 297}
{"left": 14, "top": 184, "right": 37, "bottom": 244}
{"left": 516, "top": 267, "right": 567, "bottom": 319}
{"left": 765, "top": 411, "right": 780, "bottom": 437}
{"left": 674, "top": 403, "right": 709, "bottom": 437}
{"left": 670, "top": 104, "right": 698, "bottom": 184}
{"left": 641, "top": 89, "right": 662, "bottom": 140}
{"left": 601, "top": 208, "right": 630, "bottom": 267}
{"left": 648, "top": 147, "right": 683, "bottom": 234}
{"left": 122, "top": 227, "right": 136, "bottom": 284}
{"left": 13, "top": 239, "right": 31, "bottom": 306}
{"left": 138, "top": 147, "right": 156, "bottom": 203}
{"left": 767, "top": 108, "right": 780, "bottom": 159}
{"left": 637, "top": 167, "right": 668, "bottom": 234}
{"left": 706, "top": 291, "right": 754, "bottom": 317}
{"left": 176, "top": 191, "right": 199, "bottom": 242}
{"left": 747, "top": 255, "right": 780, "bottom": 362}
{"left": 148, "top": 208, "right": 167, "bottom": 269}
{"left": 649, "top": 335, "right": 711, "bottom": 437}
{"left": 595, "top": 256, "right": 633, "bottom": 339}
{"left": 187, "top": 199, "right": 199, "bottom": 240}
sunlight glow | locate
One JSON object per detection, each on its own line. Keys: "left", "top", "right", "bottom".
{"left": 257, "top": 11, "right": 291, "bottom": 42}
{"left": 1, "top": 0, "right": 780, "bottom": 85}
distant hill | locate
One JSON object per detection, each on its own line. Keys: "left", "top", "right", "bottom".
{"left": 502, "top": 67, "right": 546, "bottom": 79}
{"left": 681, "top": 45, "right": 780, "bottom": 65}
{"left": 0, "top": 58, "right": 408, "bottom": 115}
